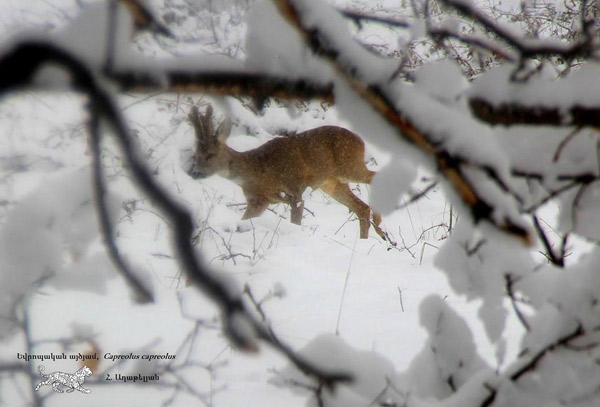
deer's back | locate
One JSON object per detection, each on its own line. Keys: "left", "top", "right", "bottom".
{"left": 241, "top": 126, "right": 367, "bottom": 190}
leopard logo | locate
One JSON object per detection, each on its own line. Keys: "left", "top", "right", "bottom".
{"left": 34, "top": 365, "right": 92, "bottom": 394}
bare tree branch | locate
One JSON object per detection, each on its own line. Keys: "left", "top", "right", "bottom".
{"left": 440, "top": 0, "right": 598, "bottom": 60}
{"left": 339, "top": 6, "right": 517, "bottom": 63}
{"left": 469, "top": 98, "right": 600, "bottom": 127}
{"left": 511, "top": 323, "right": 585, "bottom": 381}
{"left": 428, "top": 27, "right": 517, "bottom": 62}
{"left": 5, "top": 35, "right": 600, "bottom": 131}
{"left": 88, "top": 103, "right": 155, "bottom": 303}
{"left": 109, "top": 69, "right": 334, "bottom": 103}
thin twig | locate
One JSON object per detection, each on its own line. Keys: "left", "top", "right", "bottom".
{"left": 398, "top": 182, "right": 438, "bottom": 209}
{"left": 420, "top": 242, "right": 438, "bottom": 265}
{"left": 338, "top": 8, "right": 411, "bottom": 29}
{"left": 553, "top": 127, "right": 583, "bottom": 162}
{"left": 335, "top": 231, "right": 359, "bottom": 335}
{"left": 532, "top": 215, "right": 563, "bottom": 267}
{"left": 504, "top": 274, "right": 530, "bottom": 331}
{"left": 243, "top": 285, "right": 268, "bottom": 321}
{"left": 397, "top": 287, "right": 405, "bottom": 312}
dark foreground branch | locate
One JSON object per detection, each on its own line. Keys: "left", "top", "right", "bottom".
{"left": 109, "top": 70, "right": 334, "bottom": 103}
{"left": 88, "top": 107, "right": 154, "bottom": 303}
{"left": 0, "top": 41, "right": 154, "bottom": 303}
{"left": 470, "top": 98, "right": 600, "bottom": 127}
{"left": 0, "top": 40, "right": 351, "bottom": 389}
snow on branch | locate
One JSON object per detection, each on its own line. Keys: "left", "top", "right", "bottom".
{"left": 481, "top": 323, "right": 586, "bottom": 407}
{"left": 468, "top": 64, "right": 600, "bottom": 127}
{"left": 272, "top": 0, "right": 530, "bottom": 243}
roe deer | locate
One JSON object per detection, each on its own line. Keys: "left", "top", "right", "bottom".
{"left": 188, "top": 104, "right": 387, "bottom": 240}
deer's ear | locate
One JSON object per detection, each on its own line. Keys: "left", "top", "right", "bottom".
{"left": 216, "top": 118, "right": 232, "bottom": 144}
{"left": 188, "top": 106, "right": 199, "bottom": 128}
{"left": 204, "top": 104, "right": 213, "bottom": 120}
{"left": 200, "top": 106, "right": 214, "bottom": 141}
{"left": 188, "top": 106, "right": 203, "bottom": 145}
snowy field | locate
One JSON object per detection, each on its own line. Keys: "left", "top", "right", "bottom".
{"left": 0, "top": 93, "right": 528, "bottom": 406}
{"left": 3, "top": 1, "right": 599, "bottom": 406}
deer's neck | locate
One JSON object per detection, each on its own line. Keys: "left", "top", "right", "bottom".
{"left": 222, "top": 147, "right": 254, "bottom": 184}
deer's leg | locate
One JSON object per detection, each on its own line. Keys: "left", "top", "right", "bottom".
{"left": 290, "top": 198, "right": 304, "bottom": 225}
{"left": 339, "top": 167, "right": 391, "bottom": 241}
{"left": 371, "top": 211, "right": 388, "bottom": 241}
{"left": 242, "top": 196, "right": 269, "bottom": 220}
{"left": 321, "top": 180, "right": 371, "bottom": 239}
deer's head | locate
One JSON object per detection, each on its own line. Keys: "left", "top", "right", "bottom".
{"left": 188, "top": 104, "right": 232, "bottom": 178}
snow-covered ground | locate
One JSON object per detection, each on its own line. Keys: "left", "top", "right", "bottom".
{"left": 6, "top": 1, "right": 596, "bottom": 405}
{"left": 0, "top": 93, "right": 527, "bottom": 406}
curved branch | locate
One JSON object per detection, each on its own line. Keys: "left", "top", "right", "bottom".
{"left": 88, "top": 103, "right": 155, "bottom": 303}
{"left": 0, "top": 40, "right": 351, "bottom": 388}
{"left": 0, "top": 41, "right": 155, "bottom": 303}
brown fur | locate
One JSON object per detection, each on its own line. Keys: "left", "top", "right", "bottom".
{"left": 189, "top": 105, "right": 386, "bottom": 240}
